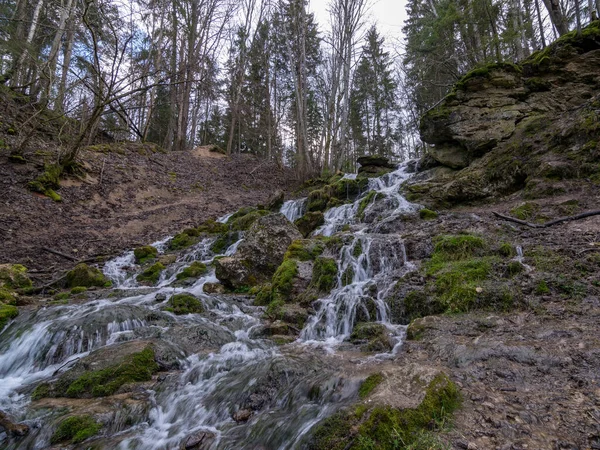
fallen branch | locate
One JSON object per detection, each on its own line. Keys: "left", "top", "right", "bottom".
{"left": 492, "top": 210, "right": 600, "bottom": 228}
{"left": 27, "top": 272, "right": 69, "bottom": 294}
{"left": 41, "top": 247, "right": 78, "bottom": 261}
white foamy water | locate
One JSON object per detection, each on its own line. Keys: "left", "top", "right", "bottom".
{"left": 280, "top": 198, "right": 307, "bottom": 223}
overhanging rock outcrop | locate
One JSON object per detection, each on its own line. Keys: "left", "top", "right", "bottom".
{"left": 411, "top": 21, "right": 600, "bottom": 206}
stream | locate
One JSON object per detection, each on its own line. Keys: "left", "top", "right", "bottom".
{"left": 0, "top": 165, "right": 418, "bottom": 449}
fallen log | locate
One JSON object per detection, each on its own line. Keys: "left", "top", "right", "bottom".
{"left": 492, "top": 210, "right": 600, "bottom": 228}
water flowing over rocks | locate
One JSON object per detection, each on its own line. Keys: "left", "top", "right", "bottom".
{"left": 2, "top": 144, "right": 600, "bottom": 449}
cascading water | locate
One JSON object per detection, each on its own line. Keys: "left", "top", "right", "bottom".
{"left": 0, "top": 166, "right": 419, "bottom": 449}
{"left": 280, "top": 198, "right": 307, "bottom": 223}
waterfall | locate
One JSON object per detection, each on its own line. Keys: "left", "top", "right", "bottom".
{"left": 280, "top": 198, "right": 307, "bottom": 223}
{"left": 0, "top": 163, "right": 418, "bottom": 449}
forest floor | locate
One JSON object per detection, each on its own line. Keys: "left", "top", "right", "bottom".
{"left": 0, "top": 143, "right": 297, "bottom": 282}
{"left": 395, "top": 201, "right": 600, "bottom": 449}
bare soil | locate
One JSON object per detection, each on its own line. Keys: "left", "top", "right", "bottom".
{"left": 0, "top": 143, "right": 297, "bottom": 282}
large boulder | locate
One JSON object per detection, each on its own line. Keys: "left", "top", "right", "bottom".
{"left": 410, "top": 22, "right": 600, "bottom": 206}
{"left": 357, "top": 155, "right": 397, "bottom": 177}
{"left": 215, "top": 214, "right": 302, "bottom": 289}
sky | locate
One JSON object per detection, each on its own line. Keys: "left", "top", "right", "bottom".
{"left": 308, "top": 0, "right": 408, "bottom": 43}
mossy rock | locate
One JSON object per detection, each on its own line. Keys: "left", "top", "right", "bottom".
{"left": 294, "top": 212, "right": 325, "bottom": 238}
{"left": 0, "top": 264, "right": 32, "bottom": 290}
{"left": 271, "top": 259, "right": 298, "bottom": 302}
{"left": 357, "top": 191, "right": 383, "bottom": 219}
{"left": 312, "top": 257, "right": 338, "bottom": 292}
{"left": 0, "top": 303, "right": 18, "bottom": 329}
{"left": 168, "top": 231, "right": 196, "bottom": 250}
{"left": 136, "top": 262, "right": 165, "bottom": 285}
{"left": 229, "top": 209, "right": 270, "bottom": 231}
{"left": 176, "top": 262, "right": 207, "bottom": 280}
{"left": 307, "top": 373, "right": 461, "bottom": 449}
{"left": 419, "top": 208, "right": 438, "bottom": 220}
{"left": 350, "top": 322, "right": 393, "bottom": 352}
{"left": 133, "top": 245, "right": 158, "bottom": 264}
{"left": 163, "top": 293, "right": 204, "bottom": 315}
{"left": 210, "top": 231, "right": 240, "bottom": 254}
{"left": 285, "top": 239, "right": 325, "bottom": 261}
{"left": 50, "top": 415, "right": 101, "bottom": 445}
{"left": 358, "top": 373, "right": 384, "bottom": 398}
{"left": 196, "top": 219, "right": 228, "bottom": 234}
{"left": 65, "top": 263, "right": 108, "bottom": 288}
{"left": 54, "top": 347, "right": 159, "bottom": 398}
{"left": 306, "top": 188, "right": 332, "bottom": 212}
{"left": 0, "top": 288, "right": 18, "bottom": 305}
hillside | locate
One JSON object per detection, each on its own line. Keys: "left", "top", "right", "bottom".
{"left": 0, "top": 89, "right": 296, "bottom": 279}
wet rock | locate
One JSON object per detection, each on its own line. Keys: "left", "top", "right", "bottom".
{"left": 155, "top": 293, "right": 167, "bottom": 302}
{"left": 163, "top": 323, "right": 234, "bottom": 355}
{"left": 233, "top": 409, "right": 252, "bottom": 422}
{"left": 294, "top": 211, "right": 324, "bottom": 237}
{"left": 0, "top": 410, "right": 29, "bottom": 436}
{"left": 350, "top": 322, "right": 393, "bottom": 352}
{"left": 203, "top": 282, "right": 226, "bottom": 294}
{"left": 267, "top": 189, "right": 285, "bottom": 211}
{"left": 65, "top": 263, "right": 108, "bottom": 288}
{"left": 214, "top": 257, "right": 252, "bottom": 289}
{"left": 216, "top": 214, "right": 302, "bottom": 289}
{"left": 357, "top": 155, "right": 397, "bottom": 177}
{"left": 181, "top": 430, "right": 216, "bottom": 449}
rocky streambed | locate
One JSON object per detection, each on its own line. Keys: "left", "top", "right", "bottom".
{"left": 1, "top": 158, "right": 600, "bottom": 449}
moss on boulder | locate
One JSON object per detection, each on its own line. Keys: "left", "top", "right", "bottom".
{"left": 350, "top": 323, "right": 393, "bottom": 352}
{"left": 0, "top": 264, "right": 32, "bottom": 290}
{"left": 136, "top": 262, "right": 165, "bottom": 285}
{"left": 65, "top": 263, "right": 108, "bottom": 288}
{"left": 50, "top": 415, "right": 101, "bottom": 445}
{"left": 294, "top": 212, "right": 325, "bottom": 237}
{"left": 0, "top": 303, "right": 18, "bottom": 329}
{"left": 133, "top": 245, "right": 158, "bottom": 264}
{"left": 163, "top": 293, "right": 204, "bottom": 315}
{"left": 306, "top": 373, "right": 461, "bottom": 449}
{"left": 176, "top": 262, "right": 207, "bottom": 280}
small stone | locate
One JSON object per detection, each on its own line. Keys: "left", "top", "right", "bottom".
{"left": 155, "top": 293, "right": 167, "bottom": 302}
{"left": 203, "top": 283, "right": 226, "bottom": 294}
{"left": 233, "top": 409, "right": 252, "bottom": 422}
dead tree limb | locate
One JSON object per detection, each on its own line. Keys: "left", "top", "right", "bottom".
{"left": 493, "top": 210, "right": 600, "bottom": 228}
{"left": 41, "top": 247, "right": 78, "bottom": 261}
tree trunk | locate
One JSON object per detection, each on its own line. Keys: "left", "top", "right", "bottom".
{"left": 535, "top": 0, "right": 547, "bottom": 47}
{"left": 13, "top": 0, "right": 45, "bottom": 89}
{"left": 41, "top": 0, "right": 75, "bottom": 105}
{"left": 541, "top": 0, "right": 569, "bottom": 35}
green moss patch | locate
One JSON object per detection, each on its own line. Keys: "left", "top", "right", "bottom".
{"left": 357, "top": 191, "right": 381, "bottom": 219}
{"left": 134, "top": 245, "right": 158, "bottom": 264}
{"left": 60, "top": 347, "right": 158, "bottom": 398}
{"left": 229, "top": 209, "right": 269, "bottom": 231}
{"left": 312, "top": 257, "right": 338, "bottom": 292}
{"left": 28, "top": 163, "right": 63, "bottom": 202}
{"left": 307, "top": 373, "right": 461, "bottom": 450}
{"left": 163, "top": 293, "right": 204, "bottom": 315}
{"left": 50, "top": 415, "right": 101, "bottom": 444}
{"left": 419, "top": 208, "right": 438, "bottom": 220}
{"left": 0, "top": 303, "right": 18, "bottom": 329}
{"left": 510, "top": 202, "right": 540, "bottom": 220}
{"left": 65, "top": 263, "right": 108, "bottom": 288}
{"left": 136, "top": 262, "right": 165, "bottom": 284}
{"left": 358, "top": 373, "right": 384, "bottom": 399}
{"left": 168, "top": 231, "right": 196, "bottom": 250}
{"left": 295, "top": 212, "right": 325, "bottom": 237}
{"left": 431, "top": 234, "right": 486, "bottom": 261}
{"left": 0, "top": 264, "right": 32, "bottom": 290}
{"left": 285, "top": 239, "right": 325, "bottom": 261}
{"left": 176, "top": 262, "right": 207, "bottom": 280}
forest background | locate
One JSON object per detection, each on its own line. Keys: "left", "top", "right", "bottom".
{"left": 0, "top": 0, "right": 598, "bottom": 179}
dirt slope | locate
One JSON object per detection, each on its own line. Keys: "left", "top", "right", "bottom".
{"left": 0, "top": 143, "right": 296, "bottom": 281}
